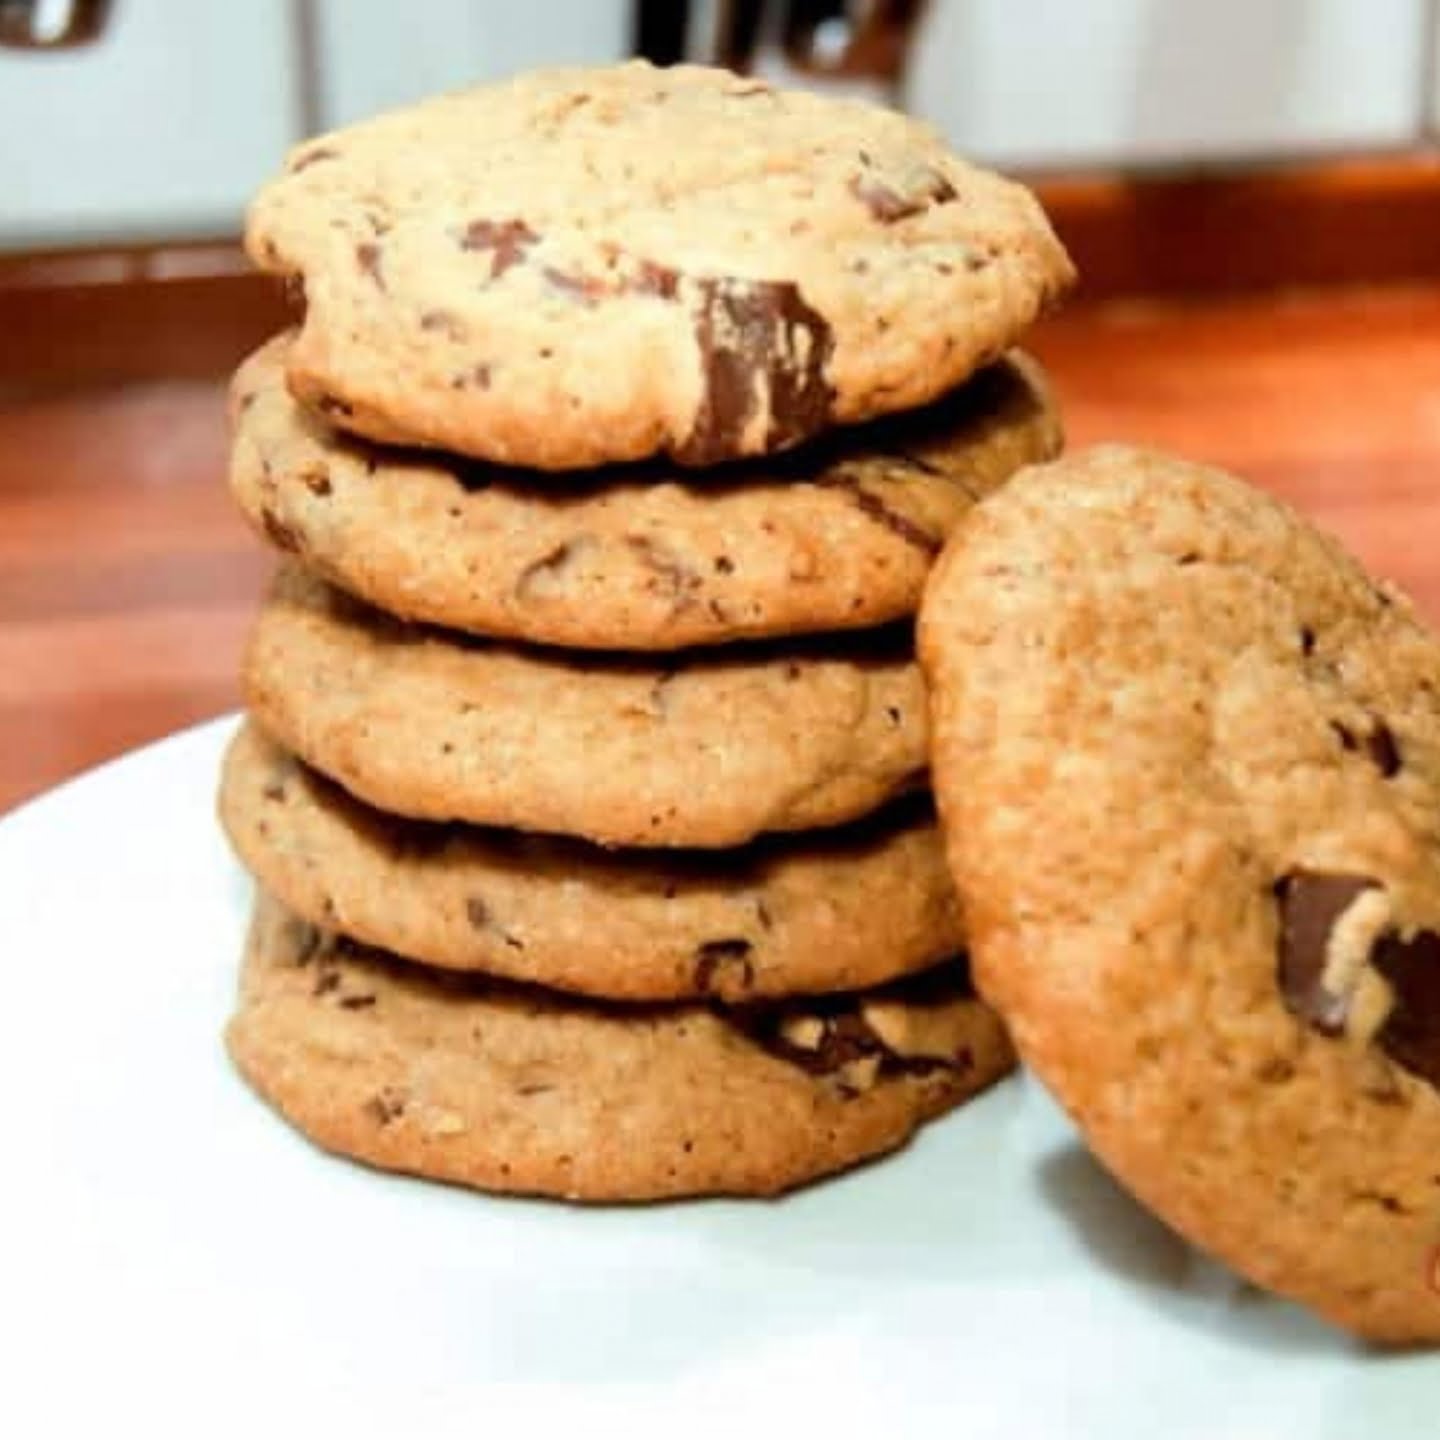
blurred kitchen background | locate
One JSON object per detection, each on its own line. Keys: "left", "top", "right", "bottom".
{"left": 3, "top": 0, "right": 1440, "bottom": 811}
{"left": 4, "top": 0, "right": 1440, "bottom": 248}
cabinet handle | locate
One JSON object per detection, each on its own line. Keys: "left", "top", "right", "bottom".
{"left": 0, "top": 0, "right": 112, "bottom": 50}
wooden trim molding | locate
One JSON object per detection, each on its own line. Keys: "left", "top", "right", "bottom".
{"left": 1041, "top": 154, "right": 1440, "bottom": 300}
{"left": 2, "top": 154, "right": 1439, "bottom": 388}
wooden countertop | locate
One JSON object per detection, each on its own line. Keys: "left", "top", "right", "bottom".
{"left": 3, "top": 283, "right": 1439, "bottom": 815}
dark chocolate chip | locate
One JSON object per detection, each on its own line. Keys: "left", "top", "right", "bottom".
{"left": 742, "top": 1010, "right": 880, "bottom": 1077}
{"left": 465, "top": 896, "right": 490, "bottom": 930}
{"left": 290, "top": 145, "right": 339, "bottom": 173}
{"left": 339, "top": 994, "right": 377, "bottom": 1010}
{"left": 543, "top": 266, "right": 607, "bottom": 306}
{"left": 364, "top": 1090, "right": 406, "bottom": 1125}
{"left": 260, "top": 507, "right": 302, "bottom": 554}
{"left": 679, "top": 277, "right": 835, "bottom": 464}
{"left": 291, "top": 924, "right": 321, "bottom": 967}
{"left": 262, "top": 779, "right": 287, "bottom": 802}
{"left": 631, "top": 260, "right": 679, "bottom": 299}
{"left": 1275, "top": 870, "right": 1378, "bottom": 1036}
{"left": 850, "top": 169, "right": 956, "bottom": 224}
{"left": 301, "top": 465, "right": 332, "bottom": 497}
{"left": 515, "top": 540, "right": 577, "bottom": 597}
{"left": 460, "top": 218, "right": 538, "bottom": 279}
{"left": 1332, "top": 719, "right": 1402, "bottom": 777}
{"left": 420, "top": 308, "right": 465, "bottom": 338}
{"left": 355, "top": 241, "right": 385, "bottom": 290}
{"left": 1373, "top": 927, "right": 1440, "bottom": 1089}
{"left": 314, "top": 393, "right": 355, "bottom": 420}
{"left": 312, "top": 969, "right": 341, "bottom": 997}
{"left": 893, "top": 449, "right": 944, "bottom": 477}
{"left": 1300, "top": 626, "right": 1317, "bottom": 656}
{"left": 816, "top": 471, "right": 942, "bottom": 554}
{"left": 1365, "top": 722, "right": 1402, "bottom": 778}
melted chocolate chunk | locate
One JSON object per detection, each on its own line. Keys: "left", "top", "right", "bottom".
{"left": 748, "top": 1010, "right": 883, "bottom": 1076}
{"left": 1275, "top": 871, "right": 1377, "bottom": 1036}
{"left": 460, "top": 218, "right": 538, "bottom": 279}
{"left": 679, "top": 277, "right": 835, "bottom": 465}
{"left": 1373, "top": 928, "right": 1440, "bottom": 1089}
{"left": 732, "top": 994, "right": 954, "bottom": 1085}
{"left": 816, "top": 472, "right": 942, "bottom": 555}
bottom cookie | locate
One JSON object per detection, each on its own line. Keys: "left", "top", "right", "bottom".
{"left": 228, "top": 893, "right": 1014, "bottom": 1201}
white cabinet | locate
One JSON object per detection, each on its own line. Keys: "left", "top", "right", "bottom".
{"left": 0, "top": 0, "right": 299, "bottom": 249}
{"left": 310, "top": 0, "right": 631, "bottom": 130}
{"left": 904, "top": 0, "right": 1430, "bottom": 169}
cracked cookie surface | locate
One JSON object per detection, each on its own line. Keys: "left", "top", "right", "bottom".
{"left": 232, "top": 337, "right": 1059, "bottom": 649}
{"left": 246, "top": 61, "right": 1072, "bottom": 470}
{"left": 244, "top": 564, "right": 927, "bottom": 847}
{"left": 220, "top": 723, "right": 961, "bottom": 1001}
{"left": 228, "top": 892, "right": 1014, "bottom": 1200}
{"left": 920, "top": 445, "right": 1440, "bottom": 1343}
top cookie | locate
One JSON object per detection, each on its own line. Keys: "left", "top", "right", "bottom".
{"left": 920, "top": 446, "right": 1440, "bottom": 1343}
{"left": 246, "top": 61, "right": 1073, "bottom": 471}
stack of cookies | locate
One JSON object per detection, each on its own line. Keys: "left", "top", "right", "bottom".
{"left": 219, "top": 61, "right": 1074, "bottom": 1200}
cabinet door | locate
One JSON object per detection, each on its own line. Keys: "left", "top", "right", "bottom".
{"left": 904, "top": 0, "right": 1429, "bottom": 169}
{"left": 0, "top": 0, "right": 299, "bottom": 250}
{"left": 311, "top": 0, "right": 631, "bottom": 130}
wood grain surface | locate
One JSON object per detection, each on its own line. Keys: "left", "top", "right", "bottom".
{"left": 3, "top": 283, "right": 1439, "bottom": 814}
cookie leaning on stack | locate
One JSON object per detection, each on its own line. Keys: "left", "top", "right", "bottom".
{"left": 220, "top": 60, "right": 1073, "bottom": 1200}
{"left": 921, "top": 446, "right": 1440, "bottom": 1342}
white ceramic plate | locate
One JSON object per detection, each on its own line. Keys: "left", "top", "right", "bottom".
{"left": 0, "top": 717, "right": 1432, "bottom": 1435}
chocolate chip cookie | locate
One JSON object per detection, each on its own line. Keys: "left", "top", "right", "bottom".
{"left": 220, "top": 723, "right": 961, "bottom": 1001}
{"left": 920, "top": 445, "right": 1440, "bottom": 1343}
{"left": 232, "top": 336, "right": 1059, "bottom": 649}
{"left": 229, "top": 892, "right": 1015, "bottom": 1200}
{"left": 244, "top": 564, "right": 928, "bottom": 848}
{"left": 246, "top": 61, "right": 1072, "bottom": 470}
